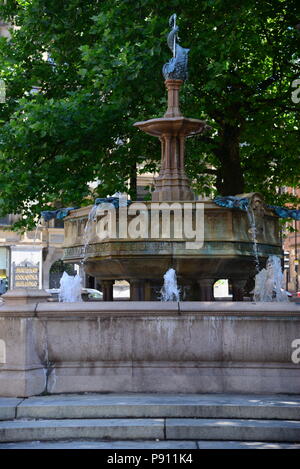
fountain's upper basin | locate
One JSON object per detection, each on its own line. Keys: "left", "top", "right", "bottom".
{"left": 133, "top": 116, "right": 206, "bottom": 137}
{"left": 63, "top": 197, "right": 282, "bottom": 299}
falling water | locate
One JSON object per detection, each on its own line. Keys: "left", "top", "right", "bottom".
{"left": 82, "top": 193, "right": 126, "bottom": 261}
{"left": 252, "top": 255, "right": 288, "bottom": 302}
{"left": 246, "top": 205, "right": 260, "bottom": 273}
{"left": 83, "top": 204, "right": 98, "bottom": 260}
{"left": 160, "top": 268, "right": 180, "bottom": 301}
{"left": 59, "top": 271, "right": 82, "bottom": 302}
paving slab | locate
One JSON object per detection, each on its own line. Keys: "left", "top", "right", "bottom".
{"left": 0, "top": 439, "right": 197, "bottom": 449}
{"left": 166, "top": 418, "right": 300, "bottom": 442}
{"left": 0, "top": 398, "right": 23, "bottom": 421}
{"left": 197, "top": 441, "right": 300, "bottom": 449}
{"left": 0, "top": 418, "right": 164, "bottom": 443}
{"left": 0, "top": 440, "right": 299, "bottom": 449}
{"left": 16, "top": 393, "right": 300, "bottom": 420}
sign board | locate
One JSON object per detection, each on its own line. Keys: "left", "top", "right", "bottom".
{"left": 12, "top": 261, "right": 39, "bottom": 288}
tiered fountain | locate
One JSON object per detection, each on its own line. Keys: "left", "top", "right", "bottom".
{"left": 63, "top": 15, "right": 282, "bottom": 301}
{"left": 0, "top": 15, "right": 298, "bottom": 399}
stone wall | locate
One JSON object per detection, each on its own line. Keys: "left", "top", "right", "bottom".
{"left": 0, "top": 301, "right": 299, "bottom": 397}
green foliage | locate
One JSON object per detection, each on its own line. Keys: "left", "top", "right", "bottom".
{"left": 0, "top": 0, "right": 299, "bottom": 228}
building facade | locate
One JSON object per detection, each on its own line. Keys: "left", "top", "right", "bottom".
{"left": 0, "top": 215, "right": 65, "bottom": 293}
{"left": 283, "top": 187, "right": 300, "bottom": 293}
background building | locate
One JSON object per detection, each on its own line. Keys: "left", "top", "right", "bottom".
{"left": 283, "top": 187, "right": 300, "bottom": 293}
{"left": 0, "top": 214, "right": 65, "bottom": 293}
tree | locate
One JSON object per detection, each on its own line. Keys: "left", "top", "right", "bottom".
{"left": 0, "top": 0, "right": 299, "bottom": 229}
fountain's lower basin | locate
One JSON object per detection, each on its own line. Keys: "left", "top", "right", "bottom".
{"left": 63, "top": 196, "right": 282, "bottom": 301}
{"left": 1, "top": 301, "right": 299, "bottom": 396}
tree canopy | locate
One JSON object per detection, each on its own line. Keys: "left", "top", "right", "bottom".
{"left": 0, "top": 0, "right": 299, "bottom": 229}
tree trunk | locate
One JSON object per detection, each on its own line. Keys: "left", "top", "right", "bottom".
{"left": 130, "top": 162, "right": 137, "bottom": 200}
{"left": 216, "top": 124, "right": 245, "bottom": 196}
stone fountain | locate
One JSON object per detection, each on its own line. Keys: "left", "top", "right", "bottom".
{"left": 63, "top": 15, "right": 282, "bottom": 301}
{"left": 0, "top": 16, "right": 298, "bottom": 399}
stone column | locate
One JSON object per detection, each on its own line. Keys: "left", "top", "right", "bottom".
{"left": 231, "top": 279, "right": 246, "bottom": 301}
{"left": 144, "top": 281, "right": 153, "bottom": 301}
{"left": 101, "top": 280, "right": 114, "bottom": 301}
{"left": 151, "top": 79, "right": 194, "bottom": 202}
{"left": 164, "top": 79, "right": 183, "bottom": 118}
{"left": 197, "top": 279, "right": 215, "bottom": 301}
{"left": 130, "top": 280, "right": 145, "bottom": 301}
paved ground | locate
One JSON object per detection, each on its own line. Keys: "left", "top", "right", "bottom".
{"left": 0, "top": 440, "right": 300, "bottom": 449}
{"left": 0, "top": 441, "right": 300, "bottom": 450}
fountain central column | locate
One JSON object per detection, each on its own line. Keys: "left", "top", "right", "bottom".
{"left": 134, "top": 79, "right": 206, "bottom": 202}
{"left": 164, "top": 79, "right": 183, "bottom": 118}
{"left": 151, "top": 79, "right": 194, "bottom": 201}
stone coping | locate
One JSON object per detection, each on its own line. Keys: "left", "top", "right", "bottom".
{"left": 0, "top": 300, "right": 299, "bottom": 317}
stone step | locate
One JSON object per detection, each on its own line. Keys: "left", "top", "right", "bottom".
{"left": 1, "top": 440, "right": 195, "bottom": 449}
{"left": 12, "top": 393, "right": 300, "bottom": 421}
{"left": 0, "top": 440, "right": 300, "bottom": 450}
{"left": 166, "top": 418, "right": 300, "bottom": 442}
{"left": 0, "top": 398, "right": 22, "bottom": 420}
{"left": 0, "top": 418, "right": 300, "bottom": 443}
{"left": 0, "top": 418, "right": 164, "bottom": 442}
